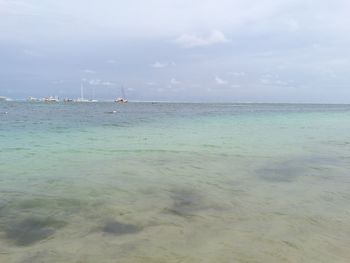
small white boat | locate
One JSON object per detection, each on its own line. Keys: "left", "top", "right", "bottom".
{"left": 75, "top": 97, "right": 90, "bottom": 102}
{"left": 114, "top": 97, "right": 128, "bottom": 103}
{"left": 44, "top": 96, "right": 59, "bottom": 102}
{"left": 27, "top": 96, "right": 40, "bottom": 102}
{"left": 0, "top": 96, "right": 11, "bottom": 101}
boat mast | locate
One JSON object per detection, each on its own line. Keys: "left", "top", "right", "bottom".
{"left": 121, "top": 85, "right": 126, "bottom": 99}
{"left": 80, "top": 79, "right": 84, "bottom": 100}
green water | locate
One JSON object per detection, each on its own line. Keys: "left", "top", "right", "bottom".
{"left": 0, "top": 102, "right": 350, "bottom": 262}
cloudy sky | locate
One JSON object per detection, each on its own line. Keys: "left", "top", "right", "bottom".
{"left": 1, "top": 0, "right": 350, "bottom": 102}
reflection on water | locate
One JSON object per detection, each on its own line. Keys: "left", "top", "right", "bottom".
{"left": 0, "top": 102, "right": 350, "bottom": 262}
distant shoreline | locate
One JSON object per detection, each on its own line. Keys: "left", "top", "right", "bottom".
{"left": 1, "top": 100, "right": 350, "bottom": 106}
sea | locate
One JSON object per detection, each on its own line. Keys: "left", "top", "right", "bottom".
{"left": 0, "top": 102, "right": 349, "bottom": 263}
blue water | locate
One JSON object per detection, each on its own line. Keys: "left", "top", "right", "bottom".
{"left": 0, "top": 102, "right": 350, "bottom": 262}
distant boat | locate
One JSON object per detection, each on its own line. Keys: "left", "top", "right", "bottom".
{"left": 75, "top": 98, "right": 90, "bottom": 102}
{"left": 44, "top": 96, "right": 59, "bottom": 102}
{"left": 90, "top": 86, "right": 98, "bottom": 102}
{"left": 75, "top": 79, "right": 94, "bottom": 102}
{"left": 114, "top": 86, "right": 128, "bottom": 103}
{"left": 0, "top": 96, "right": 11, "bottom": 101}
{"left": 27, "top": 96, "right": 40, "bottom": 102}
{"left": 114, "top": 98, "right": 128, "bottom": 103}
{"left": 63, "top": 98, "right": 73, "bottom": 102}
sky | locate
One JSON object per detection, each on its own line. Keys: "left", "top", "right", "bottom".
{"left": 0, "top": 0, "right": 350, "bottom": 103}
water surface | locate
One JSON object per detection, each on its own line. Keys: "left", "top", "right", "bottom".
{"left": 0, "top": 102, "right": 350, "bottom": 262}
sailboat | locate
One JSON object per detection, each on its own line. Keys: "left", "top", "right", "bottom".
{"left": 75, "top": 79, "right": 90, "bottom": 102}
{"left": 90, "top": 86, "right": 98, "bottom": 102}
{"left": 114, "top": 86, "right": 128, "bottom": 103}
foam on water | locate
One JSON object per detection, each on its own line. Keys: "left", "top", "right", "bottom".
{"left": 0, "top": 102, "right": 350, "bottom": 262}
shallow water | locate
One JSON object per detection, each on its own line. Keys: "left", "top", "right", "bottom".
{"left": 0, "top": 102, "right": 350, "bottom": 262}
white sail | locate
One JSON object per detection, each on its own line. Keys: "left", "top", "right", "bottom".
{"left": 76, "top": 79, "right": 90, "bottom": 102}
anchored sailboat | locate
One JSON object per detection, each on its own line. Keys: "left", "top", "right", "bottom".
{"left": 90, "top": 86, "right": 98, "bottom": 102}
{"left": 75, "top": 79, "right": 90, "bottom": 102}
{"left": 114, "top": 86, "right": 128, "bottom": 103}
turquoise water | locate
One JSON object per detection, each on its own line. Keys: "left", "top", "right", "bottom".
{"left": 0, "top": 102, "right": 350, "bottom": 262}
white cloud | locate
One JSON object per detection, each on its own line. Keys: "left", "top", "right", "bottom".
{"left": 106, "top": 59, "right": 116, "bottom": 64}
{"left": 146, "top": 82, "right": 157, "bottom": 86}
{"left": 175, "top": 30, "right": 229, "bottom": 48}
{"left": 261, "top": 73, "right": 275, "bottom": 79}
{"left": 215, "top": 76, "right": 228, "bottom": 85}
{"left": 151, "top": 61, "right": 175, "bottom": 68}
{"left": 228, "top": 71, "right": 246, "bottom": 77}
{"left": 260, "top": 79, "right": 268, "bottom": 84}
{"left": 274, "top": 80, "right": 289, "bottom": 85}
{"left": 151, "top": 62, "right": 168, "bottom": 68}
{"left": 88, "top": 79, "right": 115, "bottom": 86}
{"left": 52, "top": 80, "right": 64, "bottom": 84}
{"left": 82, "top": 69, "right": 96, "bottom": 74}
{"left": 260, "top": 74, "right": 290, "bottom": 86}
{"left": 170, "top": 78, "right": 181, "bottom": 85}
{"left": 88, "top": 79, "right": 101, "bottom": 85}
{"left": 102, "top": 81, "right": 115, "bottom": 86}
